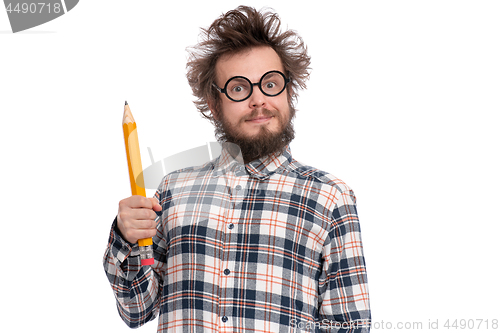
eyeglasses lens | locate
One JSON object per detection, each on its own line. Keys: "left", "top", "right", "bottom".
{"left": 227, "top": 78, "right": 252, "bottom": 101}
{"left": 261, "top": 72, "right": 285, "bottom": 96}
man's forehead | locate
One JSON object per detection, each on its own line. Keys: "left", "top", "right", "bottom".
{"left": 215, "top": 46, "right": 284, "bottom": 82}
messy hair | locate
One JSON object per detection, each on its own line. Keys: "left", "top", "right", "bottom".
{"left": 186, "top": 5, "right": 311, "bottom": 122}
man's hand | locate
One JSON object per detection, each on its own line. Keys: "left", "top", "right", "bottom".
{"left": 117, "top": 196, "right": 162, "bottom": 244}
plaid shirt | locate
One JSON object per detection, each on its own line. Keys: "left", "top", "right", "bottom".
{"left": 103, "top": 145, "right": 371, "bottom": 332}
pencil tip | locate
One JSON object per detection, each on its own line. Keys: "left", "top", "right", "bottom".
{"left": 125, "top": 101, "right": 128, "bottom": 105}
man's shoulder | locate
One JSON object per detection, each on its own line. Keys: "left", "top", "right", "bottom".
{"left": 286, "top": 158, "right": 354, "bottom": 196}
{"left": 156, "top": 159, "right": 216, "bottom": 191}
{"left": 169, "top": 160, "right": 215, "bottom": 176}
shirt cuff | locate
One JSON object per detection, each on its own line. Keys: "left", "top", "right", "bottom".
{"left": 107, "top": 217, "right": 142, "bottom": 280}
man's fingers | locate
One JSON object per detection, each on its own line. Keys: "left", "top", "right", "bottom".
{"left": 117, "top": 195, "right": 160, "bottom": 244}
{"left": 119, "top": 196, "right": 160, "bottom": 211}
{"left": 129, "top": 229, "right": 157, "bottom": 244}
{"left": 134, "top": 195, "right": 154, "bottom": 208}
{"left": 122, "top": 227, "right": 157, "bottom": 244}
{"left": 119, "top": 195, "right": 153, "bottom": 209}
{"left": 148, "top": 197, "right": 162, "bottom": 212}
{"left": 131, "top": 207, "right": 157, "bottom": 221}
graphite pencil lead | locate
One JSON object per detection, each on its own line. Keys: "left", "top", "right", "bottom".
{"left": 125, "top": 101, "right": 128, "bottom": 105}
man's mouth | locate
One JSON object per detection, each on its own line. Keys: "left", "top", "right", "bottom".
{"left": 246, "top": 116, "right": 273, "bottom": 123}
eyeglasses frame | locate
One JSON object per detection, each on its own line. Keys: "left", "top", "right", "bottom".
{"left": 212, "top": 70, "right": 291, "bottom": 102}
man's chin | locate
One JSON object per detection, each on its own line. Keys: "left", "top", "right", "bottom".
{"left": 241, "top": 127, "right": 279, "bottom": 141}
{"left": 231, "top": 130, "right": 292, "bottom": 163}
{"left": 215, "top": 114, "right": 295, "bottom": 163}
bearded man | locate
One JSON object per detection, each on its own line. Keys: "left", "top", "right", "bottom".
{"left": 104, "top": 6, "right": 371, "bottom": 332}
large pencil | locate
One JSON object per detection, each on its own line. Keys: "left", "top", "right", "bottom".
{"left": 122, "top": 101, "right": 154, "bottom": 266}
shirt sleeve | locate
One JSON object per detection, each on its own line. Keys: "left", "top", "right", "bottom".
{"left": 102, "top": 217, "right": 162, "bottom": 328}
{"left": 317, "top": 188, "right": 371, "bottom": 332}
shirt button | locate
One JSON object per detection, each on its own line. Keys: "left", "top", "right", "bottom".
{"left": 222, "top": 315, "right": 228, "bottom": 322}
{"left": 224, "top": 268, "right": 230, "bottom": 275}
{"left": 228, "top": 223, "right": 234, "bottom": 230}
{"left": 235, "top": 185, "right": 242, "bottom": 191}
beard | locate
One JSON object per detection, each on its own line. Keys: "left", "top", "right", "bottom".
{"left": 214, "top": 106, "right": 295, "bottom": 164}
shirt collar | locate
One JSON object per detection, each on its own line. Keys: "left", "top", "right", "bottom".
{"left": 212, "top": 143, "right": 292, "bottom": 180}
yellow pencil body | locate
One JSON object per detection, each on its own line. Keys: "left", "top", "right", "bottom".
{"left": 122, "top": 102, "right": 154, "bottom": 263}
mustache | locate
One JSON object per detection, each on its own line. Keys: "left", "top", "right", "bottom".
{"left": 243, "top": 108, "right": 276, "bottom": 121}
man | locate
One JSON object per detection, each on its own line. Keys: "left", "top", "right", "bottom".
{"left": 104, "top": 6, "right": 371, "bottom": 332}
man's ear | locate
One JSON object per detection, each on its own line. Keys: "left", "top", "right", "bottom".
{"left": 208, "top": 99, "right": 219, "bottom": 121}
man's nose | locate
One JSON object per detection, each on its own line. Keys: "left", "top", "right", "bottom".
{"left": 248, "top": 84, "right": 266, "bottom": 108}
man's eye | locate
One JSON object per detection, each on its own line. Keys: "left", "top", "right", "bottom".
{"left": 231, "top": 85, "right": 249, "bottom": 93}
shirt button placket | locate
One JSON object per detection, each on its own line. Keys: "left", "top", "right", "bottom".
{"left": 220, "top": 170, "right": 246, "bottom": 329}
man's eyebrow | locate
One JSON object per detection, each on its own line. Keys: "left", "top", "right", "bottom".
{"left": 263, "top": 73, "right": 279, "bottom": 79}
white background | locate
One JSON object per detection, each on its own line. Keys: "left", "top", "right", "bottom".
{"left": 1, "top": 1, "right": 499, "bottom": 332}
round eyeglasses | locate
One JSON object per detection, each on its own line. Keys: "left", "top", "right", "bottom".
{"left": 213, "top": 70, "right": 290, "bottom": 102}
